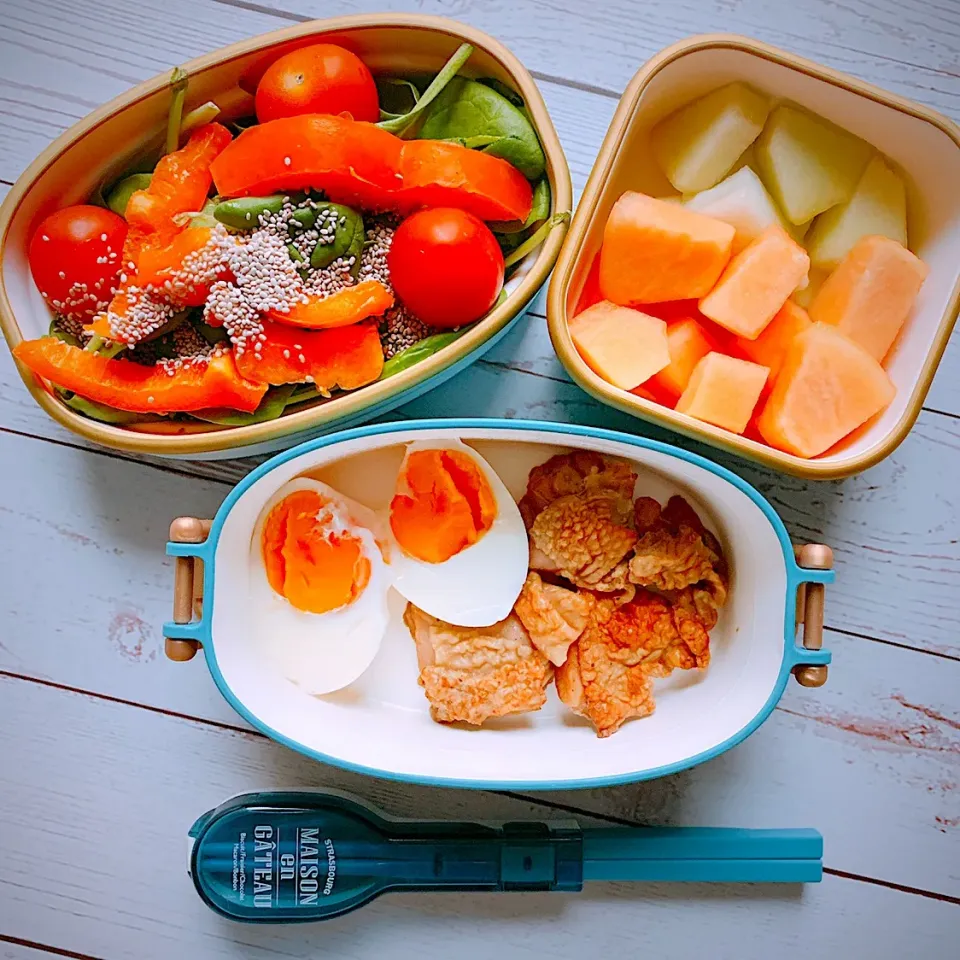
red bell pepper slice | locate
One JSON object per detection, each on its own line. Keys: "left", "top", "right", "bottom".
{"left": 13, "top": 337, "right": 266, "bottom": 414}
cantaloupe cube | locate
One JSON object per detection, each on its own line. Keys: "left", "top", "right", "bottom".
{"left": 652, "top": 83, "right": 770, "bottom": 194}
{"left": 570, "top": 300, "right": 670, "bottom": 389}
{"left": 737, "top": 301, "right": 812, "bottom": 380}
{"left": 599, "top": 192, "right": 735, "bottom": 305}
{"left": 757, "top": 323, "right": 896, "bottom": 457}
{"left": 754, "top": 104, "right": 873, "bottom": 225}
{"left": 676, "top": 352, "right": 770, "bottom": 434}
{"left": 806, "top": 155, "right": 908, "bottom": 270}
{"left": 651, "top": 317, "right": 716, "bottom": 399}
{"left": 809, "top": 235, "right": 928, "bottom": 361}
{"left": 699, "top": 225, "right": 810, "bottom": 339}
{"left": 791, "top": 267, "right": 827, "bottom": 309}
{"left": 684, "top": 167, "right": 786, "bottom": 253}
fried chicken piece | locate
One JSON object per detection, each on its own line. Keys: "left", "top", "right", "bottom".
{"left": 519, "top": 451, "right": 637, "bottom": 528}
{"left": 530, "top": 491, "right": 637, "bottom": 591}
{"left": 514, "top": 572, "right": 592, "bottom": 666}
{"left": 555, "top": 597, "right": 656, "bottom": 738}
{"left": 403, "top": 604, "right": 553, "bottom": 725}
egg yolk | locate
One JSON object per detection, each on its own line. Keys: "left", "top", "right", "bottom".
{"left": 261, "top": 490, "right": 371, "bottom": 614}
{"left": 389, "top": 449, "right": 497, "bottom": 563}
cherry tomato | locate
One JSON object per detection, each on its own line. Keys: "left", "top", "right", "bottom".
{"left": 256, "top": 44, "right": 379, "bottom": 124}
{"left": 388, "top": 208, "right": 504, "bottom": 329}
{"left": 28, "top": 205, "right": 128, "bottom": 322}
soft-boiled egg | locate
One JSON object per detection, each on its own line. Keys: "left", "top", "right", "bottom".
{"left": 387, "top": 440, "right": 528, "bottom": 626}
{"left": 251, "top": 477, "right": 391, "bottom": 695}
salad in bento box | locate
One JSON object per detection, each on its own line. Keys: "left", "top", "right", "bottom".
{"left": 12, "top": 42, "right": 564, "bottom": 428}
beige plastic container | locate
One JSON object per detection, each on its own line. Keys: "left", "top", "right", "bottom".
{"left": 0, "top": 14, "right": 571, "bottom": 459}
{"left": 548, "top": 35, "right": 960, "bottom": 479}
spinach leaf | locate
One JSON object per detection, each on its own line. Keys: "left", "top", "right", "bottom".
{"left": 490, "top": 177, "right": 551, "bottom": 234}
{"left": 418, "top": 78, "right": 546, "bottom": 180}
{"left": 478, "top": 78, "right": 525, "bottom": 109}
{"left": 190, "top": 384, "right": 297, "bottom": 426}
{"left": 376, "top": 77, "right": 420, "bottom": 119}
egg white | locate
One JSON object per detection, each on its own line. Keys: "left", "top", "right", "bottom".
{"left": 250, "top": 476, "right": 391, "bottom": 695}
{"left": 387, "top": 439, "right": 529, "bottom": 627}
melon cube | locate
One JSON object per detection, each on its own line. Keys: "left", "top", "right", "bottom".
{"left": 570, "top": 300, "right": 670, "bottom": 389}
{"left": 651, "top": 317, "right": 716, "bottom": 399}
{"left": 599, "top": 192, "right": 735, "bottom": 305}
{"left": 757, "top": 323, "right": 896, "bottom": 457}
{"left": 806, "top": 155, "right": 908, "bottom": 270}
{"left": 737, "top": 300, "right": 812, "bottom": 380}
{"left": 754, "top": 104, "right": 873, "bottom": 225}
{"left": 791, "top": 267, "right": 827, "bottom": 309}
{"left": 809, "top": 235, "right": 928, "bottom": 361}
{"left": 684, "top": 166, "right": 786, "bottom": 253}
{"left": 652, "top": 83, "right": 771, "bottom": 194}
{"left": 699, "top": 224, "right": 810, "bottom": 339}
{"left": 676, "top": 352, "right": 769, "bottom": 434}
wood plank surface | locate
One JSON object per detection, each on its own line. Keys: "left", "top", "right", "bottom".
{"left": 1, "top": 675, "right": 958, "bottom": 960}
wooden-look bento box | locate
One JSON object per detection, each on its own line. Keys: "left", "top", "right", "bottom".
{"left": 0, "top": 14, "right": 571, "bottom": 460}
{"left": 548, "top": 35, "right": 960, "bottom": 480}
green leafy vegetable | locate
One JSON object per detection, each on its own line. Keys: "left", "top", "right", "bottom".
{"left": 503, "top": 212, "right": 570, "bottom": 269}
{"left": 490, "top": 177, "right": 551, "bottom": 234}
{"left": 376, "top": 78, "right": 420, "bottom": 120}
{"left": 380, "top": 329, "right": 467, "bottom": 379}
{"left": 193, "top": 317, "right": 228, "bottom": 345}
{"left": 181, "top": 100, "right": 221, "bottom": 136}
{"left": 105, "top": 173, "right": 153, "bottom": 216}
{"left": 418, "top": 77, "right": 546, "bottom": 180}
{"left": 57, "top": 389, "right": 155, "bottom": 424}
{"left": 189, "top": 384, "right": 297, "bottom": 425}
{"left": 48, "top": 319, "right": 79, "bottom": 347}
{"left": 377, "top": 43, "right": 474, "bottom": 138}
{"left": 310, "top": 204, "right": 364, "bottom": 273}
{"left": 165, "top": 66, "right": 189, "bottom": 155}
{"left": 478, "top": 78, "right": 525, "bottom": 109}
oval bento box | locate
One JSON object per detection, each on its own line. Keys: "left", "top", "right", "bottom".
{"left": 548, "top": 35, "right": 960, "bottom": 480}
{"left": 162, "top": 419, "right": 833, "bottom": 790}
{"left": 0, "top": 15, "right": 571, "bottom": 460}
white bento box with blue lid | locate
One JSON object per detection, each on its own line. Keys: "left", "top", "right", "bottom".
{"left": 163, "top": 418, "right": 833, "bottom": 790}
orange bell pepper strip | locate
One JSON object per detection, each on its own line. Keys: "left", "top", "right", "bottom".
{"left": 209, "top": 115, "right": 534, "bottom": 221}
{"left": 13, "top": 337, "right": 267, "bottom": 414}
{"left": 266, "top": 280, "right": 394, "bottom": 329}
{"left": 136, "top": 226, "right": 234, "bottom": 307}
{"left": 210, "top": 115, "right": 403, "bottom": 210}
{"left": 234, "top": 319, "right": 384, "bottom": 388}
{"left": 123, "top": 123, "right": 233, "bottom": 264}
{"left": 396, "top": 140, "right": 533, "bottom": 222}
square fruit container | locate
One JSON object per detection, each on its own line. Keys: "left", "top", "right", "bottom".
{"left": 0, "top": 14, "right": 571, "bottom": 460}
{"left": 162, "top": 419, "right": 833, "bottom": 789}
{"left": 547, "top": 34, "right": 960, "bottom": 479}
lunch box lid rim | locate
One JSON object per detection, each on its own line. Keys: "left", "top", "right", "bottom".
{"left": 186, "top": 417, "right": 828, "bottom": 790}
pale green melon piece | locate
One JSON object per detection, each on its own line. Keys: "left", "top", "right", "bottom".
{"left": 652, "top": 82, "right": 770, "bottom": 194}
{"left": 754, "top": 104, "right": 873, "bottom": 225}
{"left": 684, "top": 166, "right": 786, "bottom": 253}
{"left": 805, "top": 154, "right": 907, "bottom": 270}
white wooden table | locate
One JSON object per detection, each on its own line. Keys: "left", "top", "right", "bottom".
{"left": 1, "top": 1, "right": 959, "bottom": 957}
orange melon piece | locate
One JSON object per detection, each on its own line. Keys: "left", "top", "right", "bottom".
{"left": 599, "top": 192, "right": 735, "bottom": 305}
{"left": 757, "top": 323, "right": 896, "bottom": 458}
{"left": 737, "top": 300, "right": 812, "bottom": 380}
{"left": 570, "top": 300, "right": 670, "bottom": 390}
{"left": 808, "top": 235, "right": 928, "bottom": 362}
{"left": 699, "top": 224, "right": 810, "bottom": 339}
{"left": 651, "top": 317, "right": 716, "bottom": 399}
{"left": 676, "top": 352, "right": 769, "bottom": 434}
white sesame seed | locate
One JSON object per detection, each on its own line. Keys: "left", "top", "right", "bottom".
{"left": 100, "top": 233, "right": 107, "bottom": 241}
{"left": 42, "top": 235, "right": 49, "bottom": 241}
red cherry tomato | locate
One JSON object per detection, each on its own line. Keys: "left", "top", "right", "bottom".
{"left": 388, "top": 208, "right": 504, "bottom": 329}
{"left": 256, "top": 44, "right": 379, "bottom": 123}
{"left": 28, "top": 205, "right": 128, "bottom": 322}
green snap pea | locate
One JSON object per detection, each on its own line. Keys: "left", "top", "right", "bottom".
{"left": 310, "top": 204, "right": 364, "bottom": 273}
{"left": 380, "top": 330, "right": 467, "bottom": 379}
{"left": 190, "top": 384, "right": 297, "bottom": 426}
{"left": 291, "top": 208, "right": 316, "bottom": 228}
{"left": 213, "top": 195, "right": 287, "bottom": 230}
{"left": 287, "top": 243, "right": 305, "bottom": 263}
{"left": 106, "top": 173, "right": 153, "bottom": 217}
{"left": 48, "top": 319, "right": 79, "bottom": 347}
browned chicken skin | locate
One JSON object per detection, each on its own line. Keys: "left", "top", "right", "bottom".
{"left": 518, "top": 451, "right": 637, "bottom": 528}
{"left": 403, "top": 604, "right": 553, "bottom": 725}
{"left": 513, "top": 572, "right": 592, "bottom": 666}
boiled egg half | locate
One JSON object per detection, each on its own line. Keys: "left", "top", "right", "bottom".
{"left": 387, "top": 440, "right": 528, "bottom": 626}
{"left": 252, "top": 477, "right": 391, "bottom": 694}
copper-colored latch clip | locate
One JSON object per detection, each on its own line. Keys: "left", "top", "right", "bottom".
{"left": 166, "top": 516, "right": 211, "bottom": 663}
{"left": 793, "top": 543, "right": 833, "bottom": 688}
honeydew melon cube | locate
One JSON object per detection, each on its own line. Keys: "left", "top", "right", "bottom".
{"left": 684, "top": 166, "right": 786, "bottom": 253}
{"left": 652, "top": 83, "right": 771, "bottom": 194}
{"left": 805, "top": 155, "right": 908, "bottom": 270}
{"left": 754, "top": 104, "right": 873, "bottom": 225}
